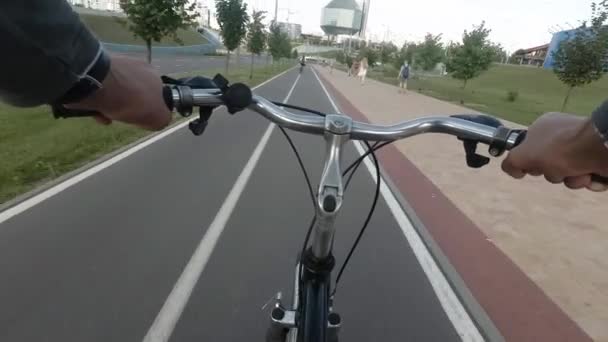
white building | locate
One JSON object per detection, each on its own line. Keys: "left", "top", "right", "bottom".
{"left": 69, "top": 0, "right": 121, "bottom": 12}
{"left": 192, "top": 0, "right": 212, "bottom": 28}
{"left": 278, "top": 22, "right": 302, "bottom": 40}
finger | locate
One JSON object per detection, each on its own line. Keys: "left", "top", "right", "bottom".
{"left": 94, "top": 115, "right": 112, "bottom": 125}
{"left": 501, "top": 157, "right": 526, "bottom": 179}
{"left": 527, "top": 169, "right": 543, "bottom": 177}
{"left": 544, "top": 173, "right": 565, "bottom": 184}
{"left": 587, "top": 181, "right": 608, "bottom": 192}
{"left": 564, "top": 175, "right": 590, "bottom": 190}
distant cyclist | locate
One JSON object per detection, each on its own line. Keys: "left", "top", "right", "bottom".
{"left": 299, "top": 55, "right": 306, "bottom": 73}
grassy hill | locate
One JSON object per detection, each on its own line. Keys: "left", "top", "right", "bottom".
{"left": 360, "top": 63, "right": 608, "bottom": 125}
{"left": 79, "top": 13, "right": 207, "bottom": 46}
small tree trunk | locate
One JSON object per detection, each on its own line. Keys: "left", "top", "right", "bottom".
{"left": 236, "top": 46, "right": 241, "bottom": 69}
{"left": 146, "top": 39, "right": 152, "bottom": 64}
{"left": 225, "top": 50, "right": 231, "bottom": 74}
{"left": 462, "top": 79, "right": 468, "bottom": 89}
{"left": 250, "top": 53, "right": 255, "bottom": 79}
{"left": 562, "top": 86, "right": 574, "bottom": 111}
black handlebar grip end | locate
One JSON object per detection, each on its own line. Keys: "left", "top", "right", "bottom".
{"left": 223, "top": 83, "right": 252, "bottom": 114}
{"left": 162, "top": 86, "right": 174, "bottom": 111}
{"left": 512, "top": 130, "right": 527, "bottom": 148}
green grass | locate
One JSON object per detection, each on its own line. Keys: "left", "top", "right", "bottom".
{"left": 348, "top": 63, "right": 608, "bottom": 125}
{"left": 0, "top": 63, "right": 294, "bottom": 204}
{"left": 79, "top": 14, "right": 207, "bottom": 46}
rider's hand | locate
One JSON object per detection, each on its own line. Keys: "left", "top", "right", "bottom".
{"left": 502, "top": 112, "right": 608, "bottom": 191}
{"left": 66, "top": 55, "right": 172, "bottom": 131}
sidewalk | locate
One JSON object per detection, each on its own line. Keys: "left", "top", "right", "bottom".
{"left": 315, "top": 66, "right": 607, "bottom": 342}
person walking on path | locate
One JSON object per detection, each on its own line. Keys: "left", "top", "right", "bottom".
{"left": 351, "top": 60, "right": 360, "bottom": 78}
{"left": 358, "top": 57, "right": 369, "bottom": 85}
{"left": 346, "top": 55, "right": 353, "bottom": 76}
{"left": 398, "top": 62, "right": 410, "bottom": 94}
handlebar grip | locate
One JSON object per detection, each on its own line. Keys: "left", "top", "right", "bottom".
{"left": 511, "top": 130, "right": 608, "bottom": 187}
{"left": 163, "top": 85, "right": 174, "bottom": 111}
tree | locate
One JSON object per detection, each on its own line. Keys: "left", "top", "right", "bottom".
{"left": 215, "top": 0, "right": 249, "bottom": 74}
{"left": 120, "top": 0, "right": 198, "bottom": 63}
{"left": 292, "top": 49, "right": 299, "bottom": 59}
{"left": 446, "top": 22, "right": 496, "bottom": 88}
{"left": 246, "top": 10, "right": 266, "bottom": 79}
{"left": 379, "top": 42, "right": 398, "bottom": 65}
{"left": 267, "top": 23, "right": 290, "bottom": 62}
{"left": 416, "top": 33, "right": 445, "bottom": 71}
{"left": 393, "top": 42, "right": 418, "bottom": 69}
{"left": 359, "top": 48, "right": 378, "bottom": 67}
{"left": 553, "top": 1, "right": 608, "bottom": 111}
{"left": 491, "top": 43, "right": 508, "bottom": 63}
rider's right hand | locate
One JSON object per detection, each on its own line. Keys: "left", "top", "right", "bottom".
{"left": 66, "top": 55, "right": 172, "bottom": 131}
{"left": 502, "top": 112, "right": 608, "bottom": 191}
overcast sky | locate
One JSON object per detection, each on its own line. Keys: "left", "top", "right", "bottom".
{"left": 225, "top": 0, "right": 595, "bottom": 52}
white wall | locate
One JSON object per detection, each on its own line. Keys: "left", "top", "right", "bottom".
{"left": 321, "top": 8, "right": 355, "bottom": 28}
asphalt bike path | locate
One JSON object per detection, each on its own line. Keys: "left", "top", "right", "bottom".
{"left": 0, "top": 68, "right": 474, "bottom": 341}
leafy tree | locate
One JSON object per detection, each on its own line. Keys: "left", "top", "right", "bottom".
{"left": 359, "top": 48, "right": 378, "bottom": 67}
{"left": 120, "top": 0, "right": 198, "bottom": 63}
{"left": 292, "top": 49, "right": 299, "bottom": 59}
{"left": 509, "top": 49, "right": 525, "bottom": 64}
{"left": 246, "top": 10, "right": 266, "bottom": 79}
{"left": 379, "top": 42, "right": 398, "bottom": 65}
{"left": 446, "top": 22, "right": 496, "bottom": 88}
{"left": 335, "top": 51, "right": 346, "bottom": 64}
{"left": 393, "top": 42, "right": 418, "bottom": 69}
{"left": 215, "top": 0, "right": 249, "bottom": 73}
{"left": 553, "top": 1, "right": 608, "bottom": 110}
{"left": 417, "top": 33, "right": 444, "bottom": 71}
{"left": 267, "top": 23, "right": 291, "bottom": 62}
{"left": 490, "top": 43, "right": 508, "bottom": 63}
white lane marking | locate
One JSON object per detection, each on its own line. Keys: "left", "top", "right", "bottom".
{"left": 0, "top": 67, "right": 296, "bottom": 225}
{"left": 311, "top": 67, "right": 484, "bottom": 342}
{"left": 142, "top": 73, "right": 302, "bottom": 342}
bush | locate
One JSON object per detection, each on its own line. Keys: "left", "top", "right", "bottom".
{"left": 382, "top": 64, "right": 399, "bottom": 77}
{"left": 506, "top": 90, "right": 519, "bottom": 102}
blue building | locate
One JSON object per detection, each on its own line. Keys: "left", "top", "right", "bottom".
{"left": 543, "top": 29, "right": 577, "bottom": 69}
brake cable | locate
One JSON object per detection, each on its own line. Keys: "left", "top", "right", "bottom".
{"left": 270, "top": 101, "right": 390, "bottom": 302}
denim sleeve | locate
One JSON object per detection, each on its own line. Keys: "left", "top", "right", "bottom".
{"left": 592, "top": 100, "right": 608, "bottom": 144}
{"left": 0, "top": 0, "right": 101, "bottom": 107}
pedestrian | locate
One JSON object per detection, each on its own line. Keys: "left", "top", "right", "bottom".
{"left": 352, "top": 60, "right": 360, "bottom": 79}
{"left": 398, "top": 62, "right": 410, "bottom": 94}
{"left": 329, "top": 59, "right": 334, "bottom": 74}
{"left": 358, "top": 57, "right": 368, "bottom": 85}
{"left": 346, "top": 56, "right": 353, "bottom": 77}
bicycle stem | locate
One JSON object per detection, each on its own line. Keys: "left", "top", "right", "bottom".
{"left": 311, "top": 115, "right": 353, "bottom": 259}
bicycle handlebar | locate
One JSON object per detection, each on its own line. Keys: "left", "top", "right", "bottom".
{"left": 51, "top": 75, "right": 608, "bottom": 186}
{"left": 167, "top": 86, "right": 522, "bottom": 148}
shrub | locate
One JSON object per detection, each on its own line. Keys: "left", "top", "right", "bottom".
{"left": 506, "top": 90, "right": 519, "bottom": 102}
